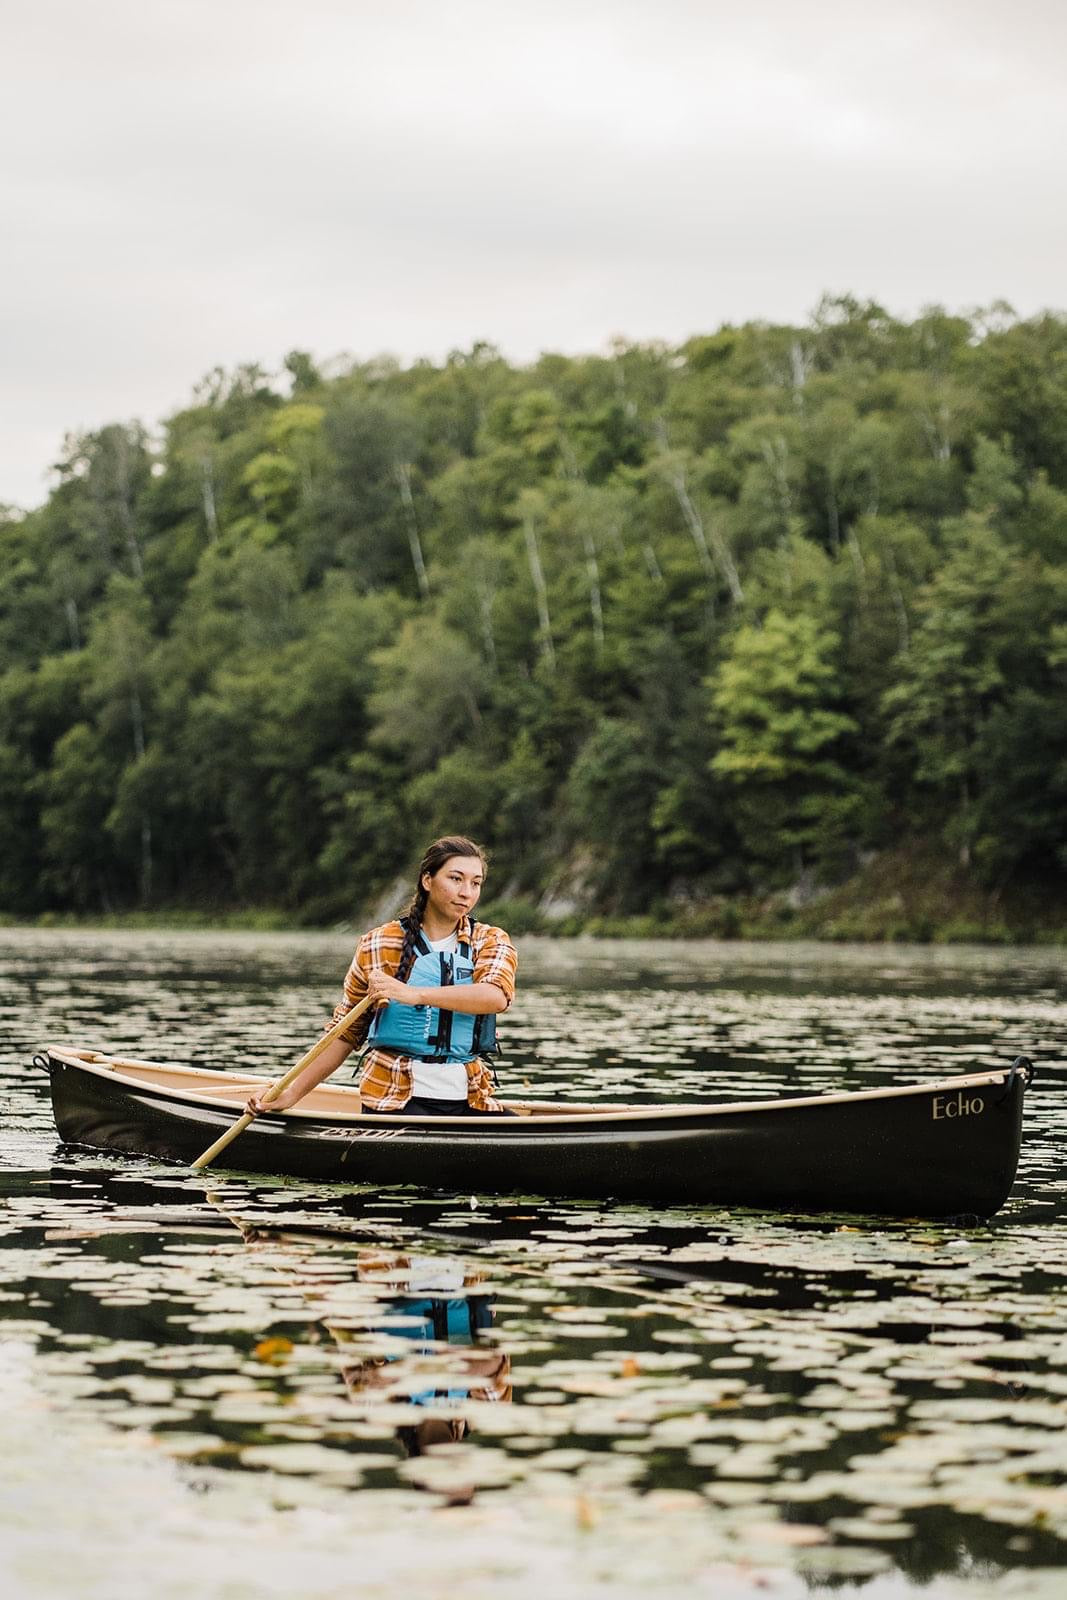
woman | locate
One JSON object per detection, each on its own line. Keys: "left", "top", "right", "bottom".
{"left": 246, "top": 836, "right": 517, "bottom": 1116}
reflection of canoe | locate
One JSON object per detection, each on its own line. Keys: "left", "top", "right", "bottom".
{"left": 41, "top": 1047, "right": 1033, "bottom": 1219}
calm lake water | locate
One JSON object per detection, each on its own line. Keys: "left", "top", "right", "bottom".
{"left": 1, "top": 929, "right": 1065, "bottom": 1600}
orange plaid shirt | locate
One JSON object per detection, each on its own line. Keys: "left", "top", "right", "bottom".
{"left": 328, "top": 914, "right": 518, "bottom": 1110}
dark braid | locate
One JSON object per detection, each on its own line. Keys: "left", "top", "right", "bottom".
{"left": 397, "top": 835, "right": 488, "bottom": 982}
{"left": 397, "top": 883, "right": 429, "bottom": 983}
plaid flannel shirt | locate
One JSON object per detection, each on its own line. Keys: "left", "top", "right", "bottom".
{"left": 328, "top": 914, "right": 517, "bottom": 1110}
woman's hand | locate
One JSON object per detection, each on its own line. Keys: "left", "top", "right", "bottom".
{"left": 244, "top": 1084, "right": 300, "bottom": 1116}
{"left": 367, "top": 969, "right": 422, "bottom": 1007}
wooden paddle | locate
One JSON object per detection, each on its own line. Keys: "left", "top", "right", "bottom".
{"left": 191, "top": 992, "right": 376, "bottom": 1171}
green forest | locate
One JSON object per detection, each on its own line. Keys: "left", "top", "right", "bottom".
{"left": 3, "top": 296, "right": 1067, "bottom": 940}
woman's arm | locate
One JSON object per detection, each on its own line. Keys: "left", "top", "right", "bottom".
{"left": 415, "top": 981, "right": 509, "bottom": 1014}
{"left": 246, "top": 929, "right": 385, "bottom": 1115}
{"left": 245, "top": 1035, "right": 354, "bottom": 1114}
{"left": 367, "top": 971, "right": 508, "bottom": 1015}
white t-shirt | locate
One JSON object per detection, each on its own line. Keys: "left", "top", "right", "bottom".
{"left": 411, "top": 931, "right": 469, "bottom": 1100}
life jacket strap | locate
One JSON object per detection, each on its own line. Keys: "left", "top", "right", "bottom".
{"left": 427, "top": 950, "right": 456, "bottom": 1056}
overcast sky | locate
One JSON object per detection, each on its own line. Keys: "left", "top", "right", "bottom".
{"left": 3, "top": 0, "right": 1064, "bottom": 509}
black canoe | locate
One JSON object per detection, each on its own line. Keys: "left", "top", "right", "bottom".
{"left": 41, "top": 1047, "right": 1034, "bottom": 1218}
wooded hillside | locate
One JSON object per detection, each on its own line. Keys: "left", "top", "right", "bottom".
{"left": 3, "top": 297, "right": 1066, "bottom": 934}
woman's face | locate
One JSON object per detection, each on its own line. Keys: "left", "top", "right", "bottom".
{"left": 422, "top": 855, "right": 484, "bottom": 921}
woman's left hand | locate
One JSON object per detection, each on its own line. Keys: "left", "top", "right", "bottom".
{"left": 367, "top": 969, "right": 421, "bottom": 1007}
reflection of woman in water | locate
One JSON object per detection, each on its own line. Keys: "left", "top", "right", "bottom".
{"left": 245, "top": 836, "right": 517, "bottom": 1117}
{"left": 224, "top": 1207, "right": 511, "bottom": 1467}
{"left": 335, "top": 1251, "right": 512, "bottom": 1460}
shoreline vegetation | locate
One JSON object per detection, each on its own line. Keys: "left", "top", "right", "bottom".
{"left": 6, "top": 841, "right": 1067, "bottom": 946}
{"left": 3, "top": 298, "right": 1067, "bottom": 932}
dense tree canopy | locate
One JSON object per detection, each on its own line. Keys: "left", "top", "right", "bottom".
{"left": 2, "top": 302, "right": 1066, "bottom": 926}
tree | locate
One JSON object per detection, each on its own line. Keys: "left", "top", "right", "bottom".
{"left": 881, "top": 517, "right": 1052, "bottom": 868}
{"left": 565, "top": 718, "right": 664, "bottom": 906}
{"left": 39, "top": 724, "right": 119, "bottom": 907}
{"left": 710, "top": 609, "right": 860, "bottom": 876}
{"left": 79, "top": 576, "right": 157, "bottom": 902}
{"left": 368, "top": 618, "right": 487, "bottom": 768}
{"left": 0, "top": 738, "right": 39, "bottom": 911}
{"left": 975, "top": 314, "right": 1067, "bottom": 485}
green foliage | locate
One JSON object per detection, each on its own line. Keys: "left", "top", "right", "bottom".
{"left": 368, "top": 618, "right": 487, "bottom": 765}
{"left": 4, "top": 303, "right": 1067, "bottom": 922}
{"left": 0, "top": 737, "right": 40, "bottom": 911}
{"left": 38, "top": 723, "right": 118, "bottom": 906}
{"left": 882, "top": 516, "right": 1067, "bottom": 872}
{"left": 710, "top": 609, "right": 860, "bottom": 875}
{"left": 566, "top": 718, "right": 664, "bottom": 904}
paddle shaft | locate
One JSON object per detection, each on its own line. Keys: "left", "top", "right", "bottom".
{"left": 191, "top": 992, "right": 376, "bottom": 1170}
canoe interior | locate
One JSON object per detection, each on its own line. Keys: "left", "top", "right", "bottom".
{"left": 47, "top": 1049, "right": 651, "bottom": 1119}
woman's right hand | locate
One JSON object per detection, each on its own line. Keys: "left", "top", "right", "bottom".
{"left": 245, "top": 1084, "right": 300, "bottom": 1116}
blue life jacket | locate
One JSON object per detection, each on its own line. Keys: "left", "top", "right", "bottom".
{"left": 367, "top": 925, "right": 498, "bottom": 1062}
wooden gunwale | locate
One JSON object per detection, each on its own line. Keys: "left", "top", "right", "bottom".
{"left": 45, "top": 1046, "right": 1016, "bottom": 1126}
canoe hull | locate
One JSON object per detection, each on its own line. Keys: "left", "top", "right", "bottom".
{"left": 43, "top": 1050, "right": 1030, "bottom": 1219}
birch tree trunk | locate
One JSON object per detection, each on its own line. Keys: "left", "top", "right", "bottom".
{"left": 477, "top": 578, "right": 498, "bottom": 675}
{"left": 522, "top": 510, "right": 555, "bottom": 671}
{"left": 64, "top": 595, "right": 80, "bottom": 650}
{"left": 129, "top": 686, "right": 152, "bottom": 905}
{"left": 394, "top": 461, "right": 430, "bottom": 599}
{"left": 201, "top": 454, "right": 220, "bottom": 542}
{"left": 654, "top": 423, "right": 743, "bottom": 603}
{"left": 115, "top": 431, "right": 145, "bottom": 580}
{"left": 582, "top": 529, "right": 604, "bottom": 655}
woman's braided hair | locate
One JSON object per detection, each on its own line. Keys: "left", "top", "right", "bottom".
{"left": 396, "top": 836, "right": 488, "bottom": 981}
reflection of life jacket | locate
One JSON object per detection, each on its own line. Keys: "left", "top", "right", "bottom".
{"left": 393, "top": 1295, "right": 494, "bottom": 1346}
{"left": 389, "top": 1294, "right": 495, "bottom": 1405}
{"left": 368, "top": 929, "right": 497, "bottom": 1061}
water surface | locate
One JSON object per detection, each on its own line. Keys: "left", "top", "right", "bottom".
{"left": 1, "top": 930, "right": 1065, "bottom": 1599}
